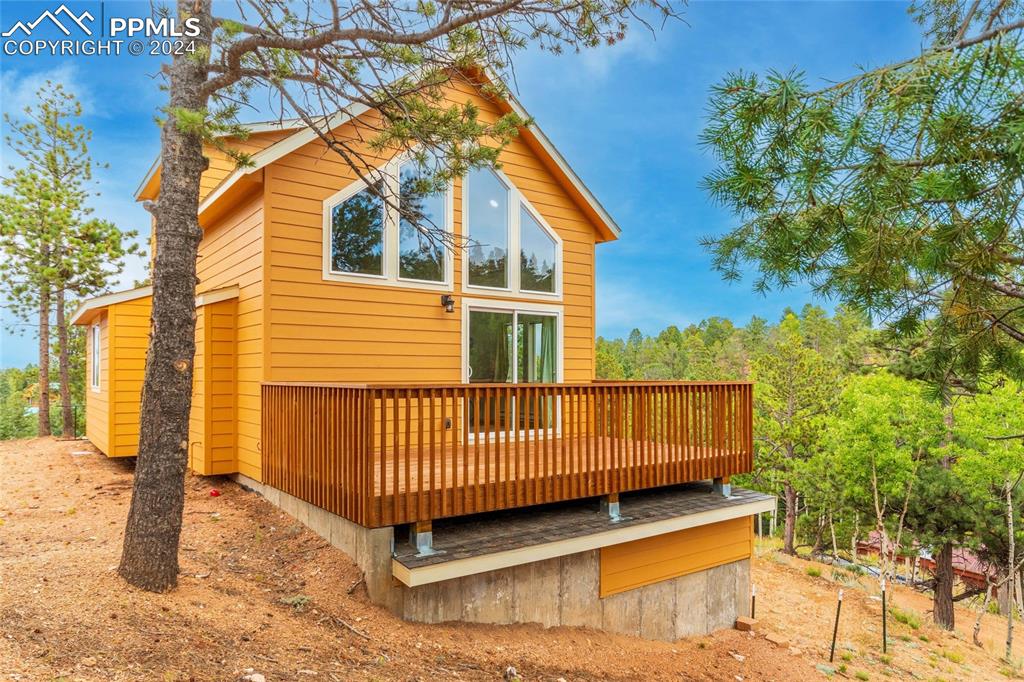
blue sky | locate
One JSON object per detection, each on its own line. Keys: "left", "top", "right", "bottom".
{"left": 0, "top": 1, "right": 924, "bottom": 367}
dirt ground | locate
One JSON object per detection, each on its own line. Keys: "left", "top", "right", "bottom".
{"left": 1, "top": 438, "right": 1022, "bottom": 681}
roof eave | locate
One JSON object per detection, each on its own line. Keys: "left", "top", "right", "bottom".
{"left": 70, "top": 286, "right": 154, "bottom": 325}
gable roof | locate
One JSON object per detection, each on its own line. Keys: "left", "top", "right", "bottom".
{"left": 134, "top": 118, "right": 306, "bottom": 202}
{"left": 135, "top": 71, "right": 620, "bottom": 241}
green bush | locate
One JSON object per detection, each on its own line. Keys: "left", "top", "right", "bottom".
{"left": 942, "top": 650, "right": 964, "bottom": 664}
{"left": 890, "top": 606, "right": 922, "bottom": 630}
{"left": 806, "top": 566, "right": 822, "bottom": 578}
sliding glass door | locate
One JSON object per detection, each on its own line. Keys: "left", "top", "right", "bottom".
{"left": 467, "top": 308, "right": 559, "bottom": 436}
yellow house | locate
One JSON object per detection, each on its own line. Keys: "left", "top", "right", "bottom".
{"left": 73, "top": 71, "right": 771, "bottom": 640}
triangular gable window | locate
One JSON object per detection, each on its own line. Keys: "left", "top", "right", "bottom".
{"left": 464, "top": 167, "right": 562, "bottom": 298}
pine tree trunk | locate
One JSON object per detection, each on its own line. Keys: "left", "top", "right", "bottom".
{"left": 37, "top": 284, "right": 51, "bottom": 437}
{"left": 783, "top": 482, "right": 797, "bottom": 555}
{"left": 934, "top": 542, "right": 956, "bottom": 630}
{"left": 118, "top": 0, "right": 212, "bottom": 593}
{"left": 56, "top": 288, "right": 73, "bottom": 438}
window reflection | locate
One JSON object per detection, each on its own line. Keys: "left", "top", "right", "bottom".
{"left": 330, "top": 182, "right": 384, "bottom": 276}
{"left": 467, "top": 168, "right": 509, "bottom": 288}
{"left": 519, "top": 207, "right": 556, "bottom": 292}
{"left": 398, "top": 161, "right": 446, "bottom": 282}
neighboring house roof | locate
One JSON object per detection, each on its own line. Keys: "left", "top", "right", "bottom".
{"left": 858, "top": 531, "right": 996, "bottom": 579}
{"left": 135, "top": 71, "right": 620, "bottom": 241}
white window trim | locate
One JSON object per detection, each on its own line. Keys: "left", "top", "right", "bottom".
{"left": 90, "top": 324, "right": 101, "bottom": 392}
{"left": 461, "top": 297, "right": 565, "bottom": 442}
{"left": 462, "top": 166, "right": 563, "bottom": 301}
{"left": 321, "top": 154, "right": 455, "bottom": 292}
{"left": 460, "top": 297, "right": 565, "bottom": 385}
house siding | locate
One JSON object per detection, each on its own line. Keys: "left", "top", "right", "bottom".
{"left": 263, "top": 77, "right": 598, "bottom": 391}
{"left": 196, "top": 191, "right": 263, "bottom": 479}
{"left": 189, "top": 298, "right": 238, "bottom": 475}
{"left": 199, "top": 129, "right": 293, "bottom": 201}
{"left": 599, "top": 516, "right": 755, "bottom": 598}
{"left": 188, "top": 304, "right": 206, "bottom": 470}
{"left": 84, "top": 193, "right": 260, "bottom": 472}
{"left": 107, "top": 297, "right": 153, "bottom": 456}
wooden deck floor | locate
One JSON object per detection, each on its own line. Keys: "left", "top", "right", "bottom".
{"left": 364, "top": 435, "right": 743, "bottom": 524}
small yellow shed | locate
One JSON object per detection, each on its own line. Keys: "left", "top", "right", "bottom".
{"left": 71, "top": 288, "right": 152, "bottom": 457}
{"left": 71, "top": 285, "right": 240, "bottom": 475}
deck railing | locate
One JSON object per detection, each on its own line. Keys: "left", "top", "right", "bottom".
{"left": 261, "top": 381, "right": 753, "bottom": 528}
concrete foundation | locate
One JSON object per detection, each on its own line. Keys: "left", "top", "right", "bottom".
{"left": 234, "top": 474, "right": 751, "bottom": 641}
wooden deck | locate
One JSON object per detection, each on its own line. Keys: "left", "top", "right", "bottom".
{"left": 263, "top": 381, "right": 753, "bottom": 527}
{"left": 372, "top": 437, "right": 738, "bottom": 524}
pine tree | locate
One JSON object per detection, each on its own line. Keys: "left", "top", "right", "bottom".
{"left": 121, "top": 0, "right": 679, "bottom": 592}
{"left": 701, "top": 1, "right": 1024, "bottom": 393}
{"left": 0, "top": 82, "right": 139, "bottom": 438}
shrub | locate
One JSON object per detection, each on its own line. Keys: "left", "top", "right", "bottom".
{"left": 890, "top": 606, "right": 922, "bottom": 629}
{"left": 280, "top": 594, "right": 311, "bottom": 611}
{"left": 856, "top": 671, "right": 870, "bottom": 681}
{"left": 942, "top": 650, "right": 964, "bottom": 664}
{"left": 806, "top": 566, "right": 822, "bottom": 578}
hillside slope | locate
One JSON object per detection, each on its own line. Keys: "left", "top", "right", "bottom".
{"left": 0, "top": 438, "right": 1019, "bottom": 681}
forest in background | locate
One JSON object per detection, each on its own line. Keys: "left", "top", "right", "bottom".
{"left": 597, "top": 306, "right": 1024, "bottom": 639}
{"left": 0, "top": 325, "right": 86, "bottom": 439}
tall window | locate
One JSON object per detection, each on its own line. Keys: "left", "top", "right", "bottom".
{"left": 398, "top": 161, "right": 447, "bottom": 283}
{"left": 466, "top": 168, "right": 510, "bottom": 288}
{"left": 91, "top": 325, "right": 100, "bottom": 389}
{"left": 330, "top": 181, "right": 384, "bottom": 276}
{"left": 465, "top": 168, "right": 561, "bottom": 297}
{"left": 324, "top": 156, "right": 452, "bottom": 287}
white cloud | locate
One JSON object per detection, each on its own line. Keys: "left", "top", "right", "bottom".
{"left": 578, "top": 28, "right": 668, "bottom": 80}
{"left": 0, "top": 62, "right": 93, "bottom": 117}
{"left": 597, "top": 274, "right": 691, "bottom": 337}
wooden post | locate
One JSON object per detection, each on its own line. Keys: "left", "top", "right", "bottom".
{"left": 601, "top": 492, "right": 623, "bottom": 522}
{"left": 410, "top": 519, "right": 440, "bottom": 556}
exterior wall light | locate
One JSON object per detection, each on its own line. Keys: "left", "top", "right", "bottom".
{"left": 440, "top": 294, "right": 455, "bottom": 313}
